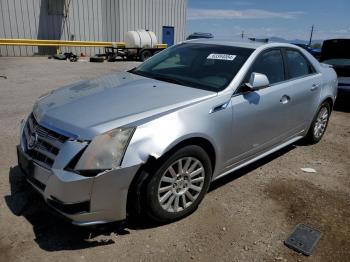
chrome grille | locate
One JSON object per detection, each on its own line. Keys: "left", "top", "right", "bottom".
{"left": 22, "top": 114, "right": 69, "bottom": 168}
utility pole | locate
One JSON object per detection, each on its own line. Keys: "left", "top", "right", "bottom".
{"left": 308, "top": 25, "right": 314, "bottom": 47}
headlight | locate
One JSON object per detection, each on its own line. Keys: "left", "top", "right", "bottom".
{"left": 19, "top": 114, "right": 29, "bottom": 147}
{"left": 75, "top": 127, "right": 135, "bottom": 171}
{"left": 33, "top": 100, "right": 45, "bottom": 122}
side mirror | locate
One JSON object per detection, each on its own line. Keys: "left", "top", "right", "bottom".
{"left": 245, "top": 72, "right": 270, "bottom": 91}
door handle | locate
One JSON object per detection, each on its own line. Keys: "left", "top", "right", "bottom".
{"left": 280, "top": 95, "right": 290, "bottom": 104}
{"left": 311, "top": 83, "right": 320, "bottom": 91}
{"left": 209, "top": 101, "right": 229, "bottom": 114}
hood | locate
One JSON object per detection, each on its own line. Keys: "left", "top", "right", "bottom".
{"left": 34, "top": 72, "right": 215, "bottom": 139}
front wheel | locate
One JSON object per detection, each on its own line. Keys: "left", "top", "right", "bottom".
{"left": 304, "top": 102, "right": 331, "bottom": 144}
{"left": 143, "top": 145, "right": 212, "bottom": 223}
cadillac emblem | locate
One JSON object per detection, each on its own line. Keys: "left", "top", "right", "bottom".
{"left": 27, "top": 132, "right": 38, "bottom": 150}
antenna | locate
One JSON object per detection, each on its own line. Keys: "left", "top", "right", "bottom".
{"left": 308, "top": 25, "right": 314, "bottom": 46}
{"left": 241, "top": 31, "right": 244, "bottom": 40}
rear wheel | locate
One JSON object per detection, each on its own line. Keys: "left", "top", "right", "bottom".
{"left": 304, "top": 102, "right": 331, "bottom": 144}
{"left": 142, "top": 145, "right": 212, "bottom": 223}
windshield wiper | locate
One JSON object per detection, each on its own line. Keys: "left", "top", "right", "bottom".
{"left": 129, "top": 69, "right": 148, "bottom": 77}
{"left": 130, "top": 70, "right": 197, "bottom": 88}
{"left": 151, "top": 75, "right": 188, "bottom": 86}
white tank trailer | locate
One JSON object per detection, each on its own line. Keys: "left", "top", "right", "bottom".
{"left": 105, "top": 30, "right": 167, "bottom": 61}
{"left": 125, "top": 30, "right": 158, "bottom": 49}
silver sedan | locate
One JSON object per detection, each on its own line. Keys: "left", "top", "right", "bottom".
{"left": 17, "top": 40, "right": 337, "bottom": 225}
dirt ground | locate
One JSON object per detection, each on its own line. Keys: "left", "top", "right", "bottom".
{"left": 0, "top": 57, "right": 349, "bottom": 262}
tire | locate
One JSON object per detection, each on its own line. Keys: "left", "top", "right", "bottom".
{"left": 89, "top": 56, "right": 104, "bottom": 63}
{"left": 304, "top": 102, "right": 331, "bottom": 144}
{"left": 139, "top": 50, "right": 152, "bottom": 61}
{"left": 107, "top": 53, "right": 117, "bottom": 62}
{"left": 53, "top": 54, "right": 67, "bottom": 60}
{"left": 142, "top": 145, "right": 212, "bottom": 223}
{"left": 69, "top": 55, "right": 78, "bottom": 62}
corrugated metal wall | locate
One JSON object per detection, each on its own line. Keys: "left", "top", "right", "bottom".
{"left": 0, "top": 0, "right": 186, "bottom": 56}
{"left": 113, "top": 0, "right": 186, "bottom": 45}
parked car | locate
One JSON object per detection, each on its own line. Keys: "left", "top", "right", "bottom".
{"left": 320, "top": 39, "right": 350, "bottom": 101}
{"left": 187, "top": 32, "right": 213, "bottom": 40}
{"left": 17, "top": 40, "right": 337, "bottom": 225}
{"left": 292, "top": 43, "right": 321, "bottom": 60}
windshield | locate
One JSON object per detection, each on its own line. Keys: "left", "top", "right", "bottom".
{"left": 131, "top": 43, "right": 254, "bottom": 92}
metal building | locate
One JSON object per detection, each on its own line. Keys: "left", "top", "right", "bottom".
{"left": 0, "top": 0, "right": 187, "bottom": 56}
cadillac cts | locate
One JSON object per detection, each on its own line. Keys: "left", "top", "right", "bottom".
{"left": 17, "top": 41, "right": 337, "bottom": 225}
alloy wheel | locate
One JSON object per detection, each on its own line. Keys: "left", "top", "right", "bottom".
{"left": 313, "top": 107, "right": 329, "bottom": 139}
{"left": 157, "top": 157, "right": 205, "bottom": 213}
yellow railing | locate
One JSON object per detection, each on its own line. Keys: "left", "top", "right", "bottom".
{"left": 0, "top": 38, "right": 126, "bottom": 48}
{"left": 154, "top": 43, "right": 168, "bottom": 48}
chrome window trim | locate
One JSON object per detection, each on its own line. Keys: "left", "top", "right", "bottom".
{"left": 234, "top": 47, "right": 321, "bottom": 96}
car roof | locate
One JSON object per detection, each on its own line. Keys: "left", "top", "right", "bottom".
{"left": 183, "top": 39, "right": 301, "bottom": 50}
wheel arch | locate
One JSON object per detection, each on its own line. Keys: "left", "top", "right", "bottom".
{"left": 322, "top": 96, "right": 334, "bottom": 109}
{"left": 161, "top": 136, "right": 217, "bottom": 172}
{"left": 308, "top": 95, "right": 334, "bottom": 129}
{"left": 126, "top": 136, "right": 217, "bottom": 218}
{"left": 303, "top": 95, "right": 333, "bottom": 144}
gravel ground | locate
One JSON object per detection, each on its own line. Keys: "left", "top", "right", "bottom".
{"left": 0, "top": 57, "right": 349, "bottom": 262}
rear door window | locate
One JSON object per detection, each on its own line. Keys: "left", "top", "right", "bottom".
{"left": 285, "top": 49, "right": 315, "bottom": 79}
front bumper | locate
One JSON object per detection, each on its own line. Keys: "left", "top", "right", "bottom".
{"left": 17, "top": 145, "right": 140, "bottom": 226}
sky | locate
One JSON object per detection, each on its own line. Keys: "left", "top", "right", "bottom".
{"left": 186, "top": 0, "right": 350, "bottom": 41}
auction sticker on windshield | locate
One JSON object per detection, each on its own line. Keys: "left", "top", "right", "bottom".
{"left": 207, "top": 54, "right": 236, "bottom": 61}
